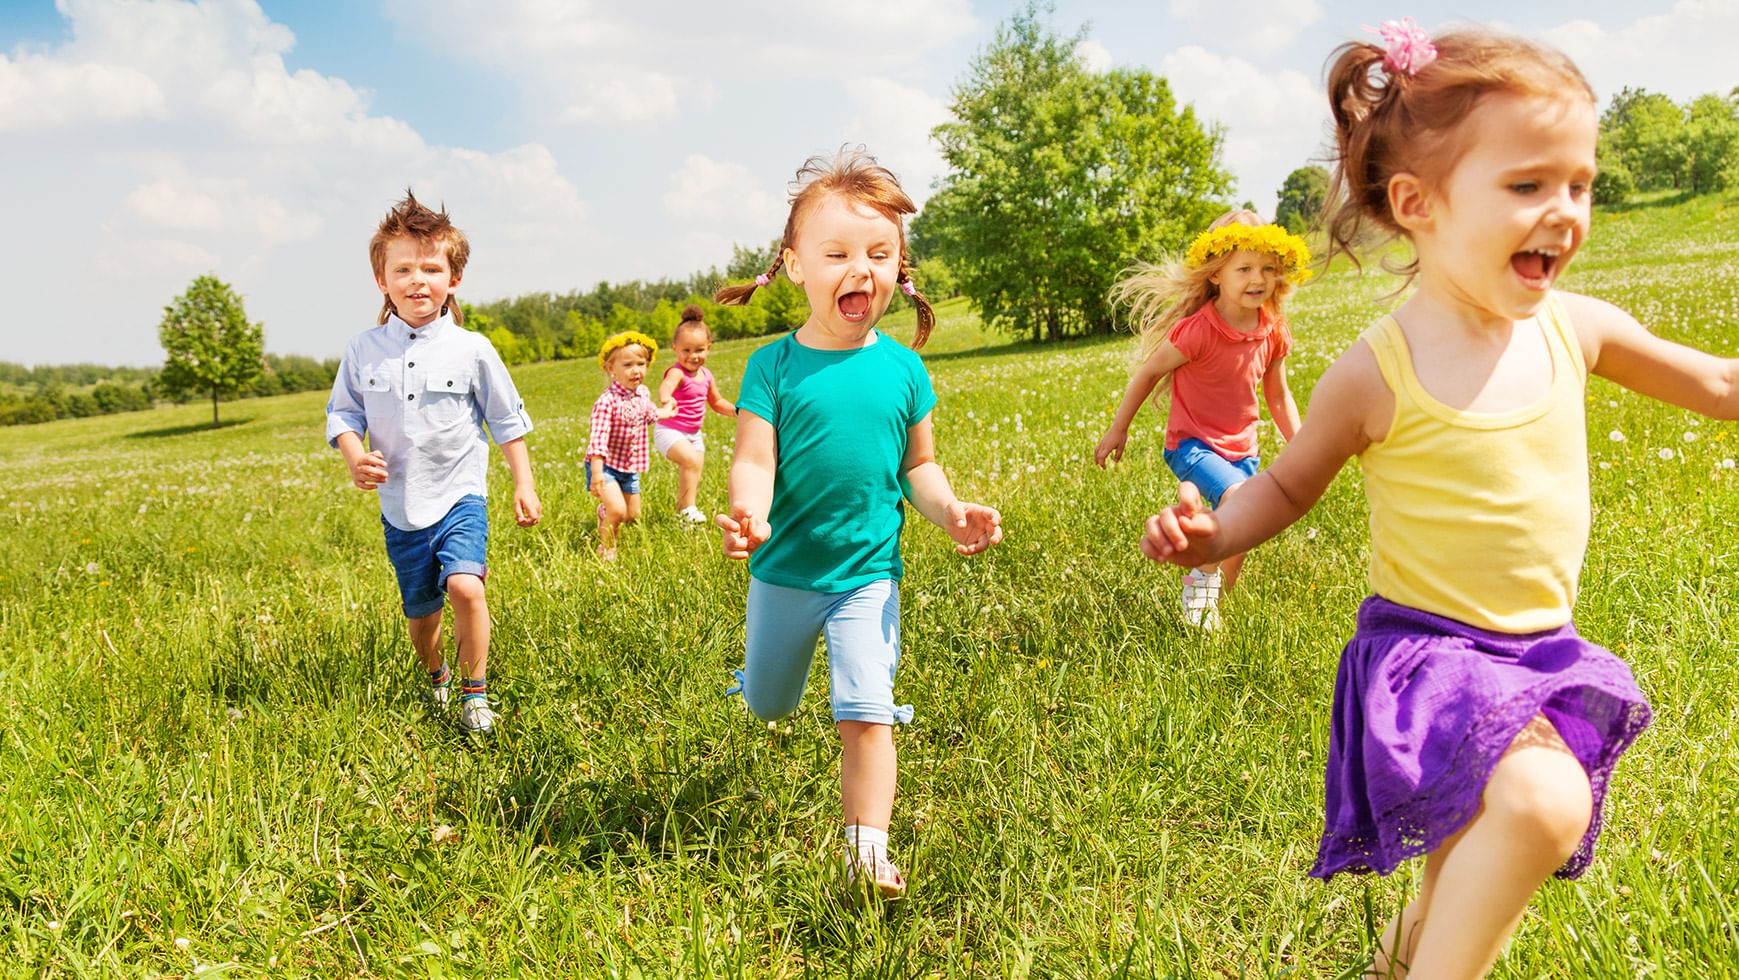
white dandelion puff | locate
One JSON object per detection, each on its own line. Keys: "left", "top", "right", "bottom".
{"left": 1658, "top": 447, "right": 1675, "bottom": 461}
{"left": 85, "top": 562, "right": 99, "bottom": 575}
{"left": 1608, "top": 430, "right": 1625, "bottom": 443}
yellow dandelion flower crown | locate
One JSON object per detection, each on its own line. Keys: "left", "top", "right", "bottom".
{"left": 1186, "top": 223, "right": 1315, "bottom": 284}
{"left": 598, "top": 330, "right": 658, "bottom": 370}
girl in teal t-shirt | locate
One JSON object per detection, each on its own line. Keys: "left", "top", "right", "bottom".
{"left": 713, "top": 149, "right": 1003, "bottom": 898}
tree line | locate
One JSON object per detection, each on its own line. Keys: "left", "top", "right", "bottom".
{"left": 1595, "top": 87, "right": 1739, "bottom": 203}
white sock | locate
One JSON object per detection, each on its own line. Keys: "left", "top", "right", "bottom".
{"left": 844, "top": 824, "right": 889, "bottom": 856}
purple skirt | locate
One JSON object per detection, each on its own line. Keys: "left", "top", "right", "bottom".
{"left": 1310, "top": 596, "right": 1652, "bottom": 881}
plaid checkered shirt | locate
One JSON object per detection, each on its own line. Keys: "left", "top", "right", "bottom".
{"left": 585, "top": 381, "right": 658, "bottom": 473}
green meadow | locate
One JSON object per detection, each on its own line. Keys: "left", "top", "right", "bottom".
{"left": 3, "top": 195, "right": 1737, "bottom": 977}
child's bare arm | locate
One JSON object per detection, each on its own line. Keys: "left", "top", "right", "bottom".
{"left": 656, "top": 367, "right": 683, "bottom": 404}
{"left": 1565, "top": 292, "right": 1739, "bottom": 418}
{"left": 1144, "top": 342, "right": 1385, "bottom": 565}
{"left": 903, "top": 413, "right": 1003, "bottom": 555}
{"left": 1262, "top": 358, "right": 1302, "bottom": 442}
{"left": 499, "top": 437, "right": 540, "bottom": 526}
{"left": 1096, "top": 341, "right": 1188, "bottom": 467}
{"left": 719, "top": 411, "right": 776, "bottom": 559}
{"left": 335, "top": 430, "right": 387, "bottom": 490}
{"left": 708, "top": 382, "right": 737, "bottom": 417}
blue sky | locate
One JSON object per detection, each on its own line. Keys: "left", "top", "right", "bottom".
{"left": 2, "top": 0, "right": 1732, "bottom": 366}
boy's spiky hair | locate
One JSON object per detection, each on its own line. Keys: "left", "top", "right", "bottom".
{"left": 369, "top": 189, "right": 471, "bottom": 325}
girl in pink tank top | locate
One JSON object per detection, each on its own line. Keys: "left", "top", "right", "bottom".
{"left": 655, "top": 306, "right": 736, "bottom": 523}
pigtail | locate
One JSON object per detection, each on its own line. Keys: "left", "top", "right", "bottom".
{"left": 447, "top": 299, "right": 465, "bottom": 326}
{"left": 377, "top": 297, "right": 395, "bottom": 325}
{"left": 1321, "top": 41, "right": 1399, "bottom": 274}
{"left": 897, "top": 258, "right": 935, "bottom": 350}
{"left": 714, "top": 255, "right": 785, "bottom": 307}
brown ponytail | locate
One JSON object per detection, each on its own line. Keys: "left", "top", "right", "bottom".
{"left": 897, "top": 258, "right": 935, "bottom": 350}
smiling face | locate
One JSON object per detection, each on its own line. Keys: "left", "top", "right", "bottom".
{"left": 375, "top": 235, "right": 459, "bottom": 328}
{"left": 605, "top": 345, "right": 651, "bottom": 389}
{"left": 1209, "top": 249, "right": 1280, "bottom": 319}
{"left": 671, "top": 327, "right": 711, "bottom": 372}
{"left": 784, "top": 193, "right": 901, "bottom": 344}
{"left": 1411, "top": 92, "right": 1597, "bottom": 319}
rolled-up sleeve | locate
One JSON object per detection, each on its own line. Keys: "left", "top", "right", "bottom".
{"left": 324, "top": 349, "right": 367, "bottom": 447}
{"left": 474, "top": 343, "right": 533, "bottom": 444}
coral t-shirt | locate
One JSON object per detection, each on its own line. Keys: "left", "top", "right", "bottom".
{"left": 1164, "top": 302, "right": 1291, "bottom": 460}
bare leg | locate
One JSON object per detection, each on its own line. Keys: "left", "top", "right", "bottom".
{"left": 1217, "top": 480, "right": 1248, "bottom": 591}
{"left": 1369, "top": 827, "right": 1461, "bottom": 978}
{"left": 623, "top": 492, "right": 642, "bottom": 526}
{"left": 597, "top": 481, "right": 628, "bottom": 555}
{"left": 1391, "top": 716, "right": 1592, "bottom": 979}
{"left": 838, "top": 720, "right": 896, "bottom": 831}
{"left": 445, "top": 573, "right": 489, "bottom": 681}
{"left": 407, "top": 609, "right": 444, "bottom": 672}
{"left": 665, "top": 440, "right": 704, "bottom": 512}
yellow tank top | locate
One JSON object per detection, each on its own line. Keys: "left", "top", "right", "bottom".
{"left": 1359, "top": 293, "right": 1589, "bottom": 633}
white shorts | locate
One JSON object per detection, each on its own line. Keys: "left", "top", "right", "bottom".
{"left": 654, "top": 426, "right": 705, "bottom": 457}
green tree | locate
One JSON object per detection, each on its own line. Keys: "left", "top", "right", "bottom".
{"left": 922, "top": 4, "right": 1230, "bottom": 341}
{"left": 1274, "top": 165, "right": 1329, "bottom": 233}
{"left": 1593, "top": 132, "right": 1635, "bottom": 205}
{"left": 1602, "top": 87, "right": 1688, "bottom": 191}
{"left": 1685, "top": 92, "right": 1739, "bottom": 194}
{"left": 156, "top": 274, "right": 264, "bottom": 425}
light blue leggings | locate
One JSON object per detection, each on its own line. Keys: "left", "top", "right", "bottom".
{"left": 732, "top": 577, "right": 913, "bottom": 726}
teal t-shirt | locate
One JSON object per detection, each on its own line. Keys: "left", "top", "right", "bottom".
{"left": 737, "top": 330, "right": 937, "bottom": 592}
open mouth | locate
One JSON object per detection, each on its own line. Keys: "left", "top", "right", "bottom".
{"left": 1510, "top": 248, "right": 1561, "bottom": 289}
{"left": 838, "top": 291, "right": 870, "bottom": 322}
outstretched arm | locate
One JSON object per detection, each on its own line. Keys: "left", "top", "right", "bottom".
{"left": 903, "top": 412, "right": 1002, "bottom": 555}
{"left": 707, "top": 381, "right": 738, "bottom": 417}
{"left": 1263, "top": 357, "right": 1302, "bottom": 443}
{"left": 718, "top": 411, "right": 775, "bottom": 559}
{"left": 1143, "top": 342, "right": 1386, "bottom": 566}
{"left": 1564, "top": 292, "right": 1739, "bottom": 418}
{"left": 1096, "top": 341, "right": 1188, "bottom": 467}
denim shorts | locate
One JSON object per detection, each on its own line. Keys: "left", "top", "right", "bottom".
{"left": 733, "top": 577, "right": 912, "bottom": 726}
{"left": 586, "top": 462, "right": 641, "bottom": 496}
{"left": 381, "top": 494, "right": 488, "bottom": 619}
{"left": 1163, "top": 438, "right": 1259, "bottom": 508}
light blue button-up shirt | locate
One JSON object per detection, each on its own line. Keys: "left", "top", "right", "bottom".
{"left": 325, "top": 312, "right": 533, "bottom": 531}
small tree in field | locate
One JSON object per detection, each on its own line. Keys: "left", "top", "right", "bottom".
{"left": 1275, "top": 165, "right": 1329, "bottom": 233}
{"left": 157, "top": 274, "right": 264, "bottom": 425}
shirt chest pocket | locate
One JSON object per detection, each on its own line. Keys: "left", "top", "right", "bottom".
{"left": 360, "top": 367, "right": 399, "bottom": 408}
{"left": 422, "top": 371, "right": 474, "bottom": 425}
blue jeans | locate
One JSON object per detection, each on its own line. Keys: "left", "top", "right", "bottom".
{"left": 733, "top": 577, "right": 912, "bottom": 726}
{"left": 586, "top": 462, "right": 641, "bottom": 496}
{"left": 381, "top": 495, "right": 488, "bottom": 618}
{"left": 1163, "top": 438, "right": 1259, "bottom": 507}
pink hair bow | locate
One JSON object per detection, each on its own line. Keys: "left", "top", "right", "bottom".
{"left": 753, "top": 273, "right": 771, "bottom": 286}
{"left": 1366, "top": 17, "right": 1436, "bottom": 76}
{"left": 900, "top": 280, "right": 917, "bottom": 297}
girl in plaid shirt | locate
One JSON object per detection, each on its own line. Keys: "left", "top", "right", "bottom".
{"left": 585, "top": 331, "right": 674, "bottom": 560}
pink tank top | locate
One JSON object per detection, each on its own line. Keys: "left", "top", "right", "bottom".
{"left": 659, "top": 365, "right": 713, "bottom": 433}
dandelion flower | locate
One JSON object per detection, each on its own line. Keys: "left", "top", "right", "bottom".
{"left": 85, "top": 562, "right": 99, "bottom": 575}
{"left": 138, "top": 503, "right": 148, "bottom": 514}
{"left": 1598, "top": 461, "right": 1612, "bottom": 470}
{"left": 174, "top": 937, "right": 190, "bottom": 951}
{"left": 1657, "top": 448, "right": 1675, "bottom": 461}
{"left": 1684, "top": 431, "right": 1698, "bottom": 442}
{"left": 1723, "top": 459, "right": 1736, "bottom": 470}
{"left": 1608, "top": 430, "right": 1625, "bottom": 443}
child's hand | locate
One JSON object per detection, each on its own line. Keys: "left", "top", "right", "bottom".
{"left": 588, "top": 476, "right": 605, "bottom": 501}
{"left": 1140, "top": 482, "right": 1220, "bottom": 566}
{"left": 656, "top": 399, "right": 678, "bottom": 420}
{"left": 943, "top": 501, "right": 1003, "bottom": 555}
{"left": 1093, "top": 428, "right": 1127, "bottom": 468}
{"left": 350, "top": 450, "right": 388, "bottom": 490}
{"left": 514, "top": 486, "right": 541, "bottom": 527}
{"left": 716, "top": 504, "right": 770, "bottom": 560}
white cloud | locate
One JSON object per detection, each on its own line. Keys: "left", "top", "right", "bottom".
{"left": 1161, "top": 46, "right": 1327, "bottom": 212}
{"left": 1167, "top": 0, "right": 1322, "bottom": 55}
{"left": 3, "top": 0, "right": 599, "bottom": 365}
{"left": 1541, "top": 1, "right": 1739, "bottom": 105}
{"left": 1075, "top": 39, "right": 1113, "bottom": 74}
{"left": 662, "top": 154, "right": 784, "bottom": 229}
{"left": 843, "top": 78, "right": 950, "bottom": 200}
{"left": 0, "top": 54, "right": 166, "bottom": 129}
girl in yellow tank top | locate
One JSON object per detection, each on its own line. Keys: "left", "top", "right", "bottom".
{"left": 1141, "top": 23, "right": 1739, "bottom": 978}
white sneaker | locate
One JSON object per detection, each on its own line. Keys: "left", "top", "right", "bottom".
{"left": 427, "top": 683, "right": 451, "bottom": 709}
{"left": 1181, "top": 569, "right": 1222, "bottom": 630}
{"left": 458, "top": 698, "right": 498, "bottom": 734}
{"left": 679, "top": 506, "right": 709, "bottom": 525}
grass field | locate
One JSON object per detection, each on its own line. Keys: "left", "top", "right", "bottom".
{"left": 3, "top": 194, "right": 1737, "bottom": 977}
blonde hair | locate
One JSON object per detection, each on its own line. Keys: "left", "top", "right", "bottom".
{"left": 599, "top": 331, "right": 657, "bottom": 371}
{"left": 1109, "top": 210, "right": 1298, "bottom": 406}
{"left": 1321, "top": 27, "right": 1594, "bottom": 283}
{"left": 369, "top": 189, "right": 470, "bottom": 325}
{"left": 714, "top": 147, "right": 937, "bottom": 349}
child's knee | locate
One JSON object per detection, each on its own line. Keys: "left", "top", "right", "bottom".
{"left": 1487, "top": 750, "right": 1592, "bottom": 857}
{"left": 743, "top": 685, "right": 799, "bottom": 722}
{"left": 445, "top": 573, "right": 486, "bottom": 607}
{"left": 624, "top": 496, "right": 642, "bottom": 523}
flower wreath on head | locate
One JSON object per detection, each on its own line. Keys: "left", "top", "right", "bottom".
{"left": 1186, "top": 223, "right": 1315, "bottom": 285}
{"left": 598, "top": 330, "right": 659, "bottom": 370}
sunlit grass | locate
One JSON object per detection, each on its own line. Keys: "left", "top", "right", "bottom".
{"left": 1, "top": 194, "right": 1736, "bottom": 976}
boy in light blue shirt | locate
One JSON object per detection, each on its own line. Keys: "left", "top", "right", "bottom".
{"left": 325, "top": 191, "right": 540, "bottom": 733}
